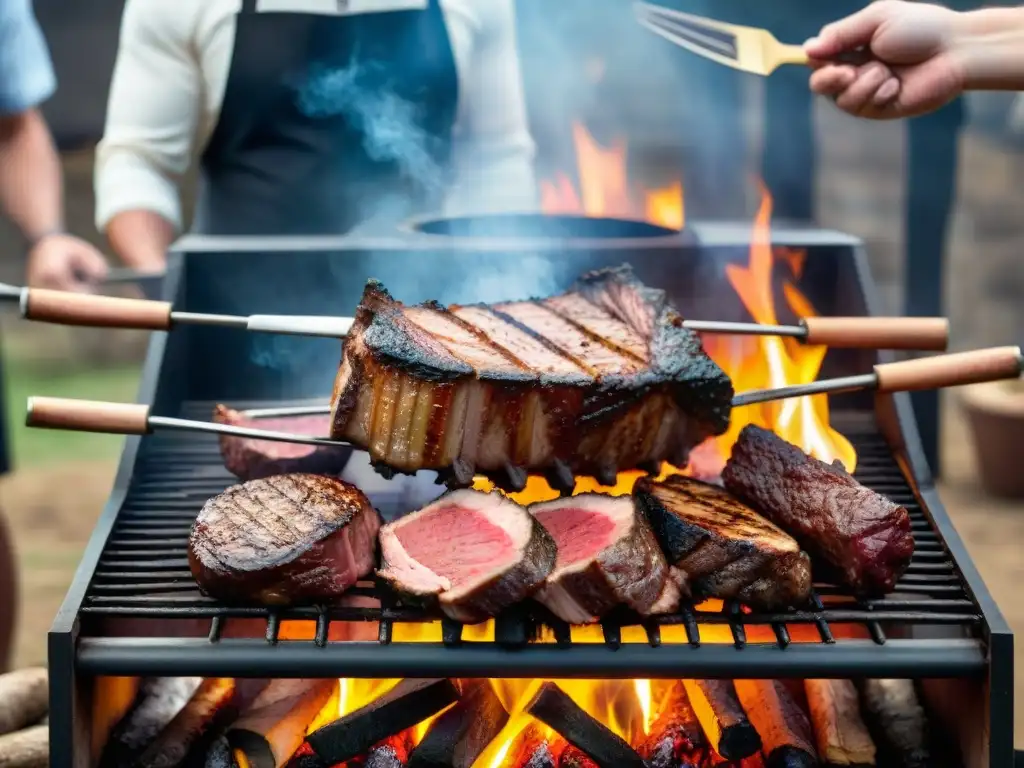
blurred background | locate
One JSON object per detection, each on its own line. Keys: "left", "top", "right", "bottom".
{"left": 2, "top": 0, "right": 1024, "bottom": 740}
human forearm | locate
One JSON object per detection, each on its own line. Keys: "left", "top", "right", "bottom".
{"left": 0, "top": 109, "right": 62, "bottom": 244}
{"left": 105, "top": 210, "right": 174, "bottom": 271}
{"left": 953, "top": 6, "right": 1024, "bottom": 90}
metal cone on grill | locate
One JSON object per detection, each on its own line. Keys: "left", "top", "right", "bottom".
{"left": 25, "top": 346, "right": 1024, "bottom": 447}
{"left": 1, "top": 281, "right": 952, "bottom": 350}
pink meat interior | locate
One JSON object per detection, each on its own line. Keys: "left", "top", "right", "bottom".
{"left": 533, "top": 507, "right": 615, "bottom": 570}
{"left": 395, "top": 504, "right": 516, "bottom": 590}
{"left": 244, "top": 415, "right": 331, "bottom": 458}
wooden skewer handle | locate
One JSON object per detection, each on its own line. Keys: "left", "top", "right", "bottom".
{"left": 874, "top": 346, "right": 1022, "bottom": 392}
{"left": 21, "top": 289, "right": 173, "bottom": 330}
{"left": 801, "top": 317, "right": 949, "bottom": 350}
{"left": 26, "top": 397, "right": 151, "bottom": 435}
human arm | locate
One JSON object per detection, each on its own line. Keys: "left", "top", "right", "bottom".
{"left": 0, "top": 0, "right": 106, "bottom": 290}
{"left": 805, "top": 1, "right": 1024, "bottom": 119}
{"left": 443, "top": 0, "right": 538, "bottom": 215}
{"left": 95, "top": 0, "right": 206, "bottom": 270}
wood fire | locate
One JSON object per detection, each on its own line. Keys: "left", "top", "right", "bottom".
{"left": 85, "top": 673, "right": 948, "bottom": 768}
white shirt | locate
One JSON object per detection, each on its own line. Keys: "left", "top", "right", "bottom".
{"left": 94, "top": 0, "right": 538, "bottom": 235}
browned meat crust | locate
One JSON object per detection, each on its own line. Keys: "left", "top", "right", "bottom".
{"left": 376, "top": 489, "right": 557, "bottom": 623}
{"left": 529, "top": 494, "right": 670, "bottom": 623}
{"left": 721, "top": 425, "right": 915, "bottom": 596}
{"left": 329, "top": 264, "right": 732, "bottom": 488}
{"left": 188, "top": 474, "right": 380, "bottom": 605}
{"left": 213, "top": 405, "right": 352, "bottom": 481}
{"left": 633, "top": 474, "right": 812, "bottom": 610}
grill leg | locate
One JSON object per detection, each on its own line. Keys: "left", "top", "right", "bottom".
{"left": 0, "top": 508, "right": 16, "bottom": 672}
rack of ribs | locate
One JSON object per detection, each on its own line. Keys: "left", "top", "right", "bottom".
{"left": 329, "top": 264, "right": 733, "bottom": 490}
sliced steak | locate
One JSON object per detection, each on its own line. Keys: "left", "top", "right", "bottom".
{"left": 722, "top": 425, "right": 914, "bottom": 596}
{"left": 329, "top": 264, "right": 732, "bottom": 489}
{"left": 376, "top": 489, "right": 556, "bottom": 623}
{"left": 214, "top": 405, "right": 352, "bottom": 481}
{"left": 528, "top": 494, "right": 669, "bottom": 623}
{"left": 188, "top": 474, "right": 380, "bottom": 605}
{"left": 634, "top": 474, "right": 811, "bottom": 610}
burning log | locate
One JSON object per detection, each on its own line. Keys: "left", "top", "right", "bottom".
{"left": 525, "top": 682, "right": 645, "bottom": 768}
{"left": 408, "top": 680, "right": 509, "bottom": 768}
{"left": 636, "top": 682, "right": 708, "bottom": 768}
{"left": 300, "top": 680, "right": 460, "bottom": 767}
{"left": 804, "top": 680, "right": 876, "bottom": 766}
{"left": 514, "top": 730, "right": 564, "bottom": 768}
{"left": 683, "top": 681, "right": 761, "bottom": 762}
{"left": 0, "top": 669, "right": 47, "bottom": 737}
{"left": 91, "top": 677, "right": 142, "bottom": 766}
{"left": 734, "top": 680, "right": 818, "bottom": 768}
{"left": 100, "top": 677, "right": 203, "bottom": 768}
{"left": 859, "top": 680, "right": 931, "bottom": 768}
{"left": 131, "top": 678, "right": 242, "bottom": 768}
{"left": 0, "top": 724, "right": 47, "bottom": 768}
{"left": 558, "top": 746, "right": 598, "bottom": 768}
{"left": 228, "top": 679, "right": 338, "bottom": 768}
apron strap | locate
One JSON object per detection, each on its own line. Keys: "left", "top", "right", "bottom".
{"left": 240, "top": 0, "right": 259, "bottom": 14}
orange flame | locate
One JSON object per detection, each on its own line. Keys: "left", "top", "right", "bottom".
{"left": 532, "top": 120, "right": 856, "bottom": 488}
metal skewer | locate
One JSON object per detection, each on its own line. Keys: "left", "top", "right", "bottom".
{"left": 25, "top": 347, "right": 1023, "bottom": 445}
{"left": 1, "top": 282, "right": 951, "bottom": 350}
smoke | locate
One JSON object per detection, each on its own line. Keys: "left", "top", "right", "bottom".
{"left": 294, "top": 60, "right": 446, "bottom": 199}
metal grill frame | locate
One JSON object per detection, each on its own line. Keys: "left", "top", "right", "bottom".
{"left": 44, "top": 228, "right": 1015, "bottom": 768}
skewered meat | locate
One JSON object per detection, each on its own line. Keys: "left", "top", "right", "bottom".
{"left": 376, "top": 489, "right": 556, "bottom": 623}
{"left": 633, "top": 475, "right": 812, "bottom": 610}
{"left": 529, "top": 494, "right": 670, "bottom": 623}
{"left": 722, "top": 426, "right": 914, "bottom": 595}
{"left": 188, "top": 474, "right": 381, "bottom": 605}
{"left": 329, "top": 264, "right": 732, "bottom": 489}
{"left": 214, "top": 405, "right": 352, "bottom": 481}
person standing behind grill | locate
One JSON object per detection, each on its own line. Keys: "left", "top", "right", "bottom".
{"left": 0, "top": 0, "right": 111, "bottom": 671}
{"left": 806, "top": 1, "right": 1024, "bottom": 117}
{"left": 94, "top": 0, "right": 537, "bottom": 267}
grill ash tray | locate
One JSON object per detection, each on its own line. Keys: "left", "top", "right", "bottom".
{"left": 73, "top": 402, "right": 987, "bottom": 679}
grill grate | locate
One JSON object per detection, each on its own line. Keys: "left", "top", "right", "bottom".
{"left": 76, "top": 401, "right": 986, "bottom": 677}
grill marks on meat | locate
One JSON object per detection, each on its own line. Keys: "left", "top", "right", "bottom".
{"left": 722, "top": 425, "right": 914, "bottom": 596}
{"left": 329, "top": 265, "right": 732, "bottom": 488}
{"left": 376, "top": 489, "right": 556, "bottom": 623}
{"left": 529, "top": 494, "right": 671, "bottom": 623}
{"left": 213, "top": 405, "right": 351, "bottom": 481}
{"left": 188, "top": 474, "right": 381, "bottom": 605}
{"left": 634, "top": 475, "right": 812, "bottom": 610}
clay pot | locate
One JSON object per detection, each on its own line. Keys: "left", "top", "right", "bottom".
{"left": 961, "top": 379, "right": 1024, "bottom": 498}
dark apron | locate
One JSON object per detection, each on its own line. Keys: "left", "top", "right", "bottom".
{"left": 191, "top": 0, "right": 459, "bottom": 511}
{"left": 192, "top": 0, "right": 459, "bottom": 236}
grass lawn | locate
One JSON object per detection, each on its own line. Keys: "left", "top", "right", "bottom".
{"left": 3, "top": 357, "right": 142, "bottom": 468}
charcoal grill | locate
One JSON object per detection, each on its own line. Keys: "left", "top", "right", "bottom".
{"left": 46, "top": 222, "right": 1013, "bottom": 768}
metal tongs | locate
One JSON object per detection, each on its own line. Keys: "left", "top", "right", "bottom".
{"left": 25, "top": 347, "right": 1024, "bottom": 447}
{"left": 0, "top": 281, "right": 951, "bottom": 350}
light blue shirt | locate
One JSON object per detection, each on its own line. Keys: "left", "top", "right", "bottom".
{"left": 0, "top": 0, "right": 55, "bottom": 115}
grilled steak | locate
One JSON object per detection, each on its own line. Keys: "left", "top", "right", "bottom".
{"left": 188, "top": 474, "right": 380, "bottom": 605}
{"left": 633, "top": 474, "right": 812, "bottom": 610}
{"left": 376, "top": 489, "right": 556, "bottom": 623}
{"left": 329, "top": 264, "right": 732, "bottom": 489}
{"left": 529, "top": 494, "right": 669, "bottom": 623}
{"left": 214, "top": 405, "right": 352, "bottom": 481}
{"left": 722, "top": 425, "right": 915, "bottom": 596}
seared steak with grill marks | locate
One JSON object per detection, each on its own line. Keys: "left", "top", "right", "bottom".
{"left": 329, "top": 265, "right": 732, "bottom": 489}
{"left": 213, "top": 405, "right": 352, "bottom": 481}
{"left": 722, "top": 425, "right": 914, "bottom": 596}
{"left": 529, "top": 494, "right": 670, "bottom": 623}
{"left": 634, "top": 475, "right": 811, "bottom": 610}
{"left": 376, "top": 489, "right": 556, "bottom": 623}
{"left": 188, "top": 474, "right": 380, "bottom": 605}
